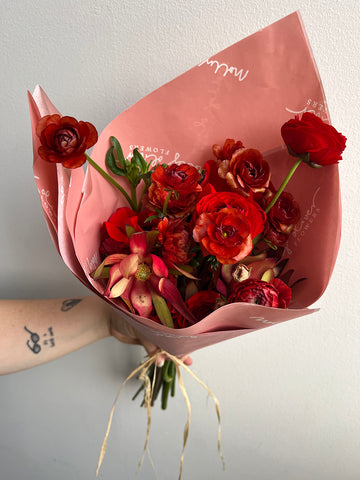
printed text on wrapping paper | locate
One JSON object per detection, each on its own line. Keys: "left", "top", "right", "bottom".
{"left": 285, "top": 187, "right": 321, "bottom": 255}
{"left": 198, "top": 58, "right": 249, "bottom": 82}
{"left": 127, "top": 145, "right": 180, "bottom": 166}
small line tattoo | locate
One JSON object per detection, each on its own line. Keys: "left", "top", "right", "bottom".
{"left": 24, "top": 326, "right": 41, "bottom": 354}
{"left": 61, "top": 298, "right": 82, "bottom": 312}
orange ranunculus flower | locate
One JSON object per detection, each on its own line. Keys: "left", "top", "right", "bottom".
{"left": 219, "top": 148, "right": 271, "bottom": 195}
{"left": 36, "top": 114, "right": 98, "bottom": 169}
{"left": 148, "top": 163, "right": 202, "bottom": 217}
{"left": 158, "top": 218, "right": 193, "bottom": 266}
{"left": 212, "top": 138, "right": 244, "bottom": 161}
{"left": 193, "top": 192, "right": 266, "bottom": 264}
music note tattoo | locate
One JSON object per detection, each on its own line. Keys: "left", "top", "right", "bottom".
{"left": 24, "top": 326, "right": 41, "bottom": 354}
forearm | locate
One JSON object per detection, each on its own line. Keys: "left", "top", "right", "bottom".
{"left": 0, "top": 296, "right": 111, "bottom": 375}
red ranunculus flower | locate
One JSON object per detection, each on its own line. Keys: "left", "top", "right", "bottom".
{"left": 263, "top": 222, "right": 289, "bottom": 247}
{"left": 228, "top": 278, "right": 291, "bottom": 308}
{"left": 213, "top": 138, "right": 244, "bottom": 160}
{"left": 202, "top": 160, "right": 230, "bottom": 192}
{"left": 100, "top": 207, "right": 143, "bottom": 257}
{"left": 186, "top": 290, "right": 222, "bottom": 321}
{"left": 147, "top": 163, "right": 202, "bottom": 217}
{"left": 267, "top": 191, "right": 300, "bottom": 235}
{"left": 193, "top": 192, "right": 266, "bottom": 264}
{"left": 281, "top": 112, "right": 346, "bottom": 167}
{"left": 171, "top": 290, "right": 223, "bottom": 327}
{"left": 36, "top": 114, "right": 98, "bottom": 169}
{"left": 151, "top": 163, "right": 201, "bottom": 195}
{"left": 158, "top": 218, "right": 193, "bottom": 265}
{"left": 219, "top": 148, "right": 271, "bottom": 195}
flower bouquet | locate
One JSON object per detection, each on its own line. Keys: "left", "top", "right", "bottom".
{"left": 28, "top": 11, "right": 345, "bottom": 477}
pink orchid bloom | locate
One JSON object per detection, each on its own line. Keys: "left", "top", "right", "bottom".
{"left": 91, "top": 231, "right": 196, "bottom": 326}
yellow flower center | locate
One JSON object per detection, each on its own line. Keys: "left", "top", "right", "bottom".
{"left": 135, "top": 263, "right": 152, "bottom": 281}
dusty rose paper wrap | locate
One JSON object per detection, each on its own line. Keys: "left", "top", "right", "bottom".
{"left": 29, "top": 12, "right": 341, "bottom": 356}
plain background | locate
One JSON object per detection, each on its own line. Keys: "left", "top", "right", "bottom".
{"left": 1, "top": 1, "right": 360, "bottom": 479}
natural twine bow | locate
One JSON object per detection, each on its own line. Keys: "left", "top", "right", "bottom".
{"left": 96, "top": 350, "right": 225, "bottom": 479}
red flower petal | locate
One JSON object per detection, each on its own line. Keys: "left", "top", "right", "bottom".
{"left": 151, "top": 254, "right": 168, "bottom": 278}
{"left": 129, "top": 232, "right": 148, "bottom": 258}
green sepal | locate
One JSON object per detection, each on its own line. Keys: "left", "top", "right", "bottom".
{"left": 125, "top": 225, "right": 137, "bottom": 237}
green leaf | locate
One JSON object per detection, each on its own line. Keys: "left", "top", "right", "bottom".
{"left": 133, "top": 148, "right": 147, "bottom": 173}
{"left": 111, "top": 136, "right": 126, "bottom": 168}
{"left": 150, "top": 289, "right": 174, "bottom": 328}
{"left": 105, "top": 147, "right": 125, "bottom": 176}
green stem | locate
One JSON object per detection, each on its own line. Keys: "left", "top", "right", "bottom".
{"left": 264, "top": 158, "right": 302, "bottom": 214}
{"left": 170, "top": 362, "right": 176, "bottom": 397}
{"left": 162, "top": 190, "right": 173, "bottom": 217}
{"left": 137, "top": 184, "right": 147, "bottom": 212}
{"left": 86, "top": 155, "right": 137, "bottom": 211}
{"left": 130, "top": 184, "right": 138, "bottom": 212}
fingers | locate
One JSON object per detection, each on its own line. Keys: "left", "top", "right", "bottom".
{"left": 181, "top": 355, "right": 192, "bottom": 366}
{"left": 153, "top": 352, "right": 193, "bottom": 367}
{"left": 110, "top": 309, "right": 193, "bottom": 367}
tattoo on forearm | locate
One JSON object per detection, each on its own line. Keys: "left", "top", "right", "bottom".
{"left": 61, "top": 298, "right": 82, "bottom": 312}
{"left": 24, "top": 326, "right": 41, "bottom": 354}
{"left": 24, "top": 326, "right": 55, "bottom": 354}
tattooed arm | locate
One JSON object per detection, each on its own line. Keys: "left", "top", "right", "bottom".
{"left": 0, "top": 296, "right": 134, "bottom": 375}
{"left": 0, "top": 297, "right": 113, "bottom": 374}
{"left": 0, "top": 296, "right": 191, "bottom": 375}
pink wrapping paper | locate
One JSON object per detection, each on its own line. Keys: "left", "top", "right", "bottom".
{"left": 29, "top": 12, "right": 340, "bottom": 356}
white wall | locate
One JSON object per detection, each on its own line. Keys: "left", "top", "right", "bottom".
{"left": 1, "top": 1, "right": 359, "bottom": 479}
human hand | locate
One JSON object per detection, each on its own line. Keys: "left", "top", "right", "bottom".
{"left": 109, "top": 307, "right": 192, "bottom": 366}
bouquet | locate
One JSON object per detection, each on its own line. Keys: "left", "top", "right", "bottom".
{"left": 28, "top": 11, "right": 345, "bottom": 477}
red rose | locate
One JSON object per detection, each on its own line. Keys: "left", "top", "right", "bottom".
{"left": 147, "top": 163, "right": 202, "bottom": 217}
{"left": 158, "top": 218, "right": 193, "bottom": 265}
{"left": 36, "top": 114, "right": 98, "bottom": 169}
{"left": 228, "top": 278, "right": 291, "bottom": 308}
{"left": 193, "top": 192, "right": 266, "bottom": 264}
{"left": 213, "top": 138, "right": 244, "bottom": 160}
{"left": 281, "top": 112, "right": 346, "bottom": 166}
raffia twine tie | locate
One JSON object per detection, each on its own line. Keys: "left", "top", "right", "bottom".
{"left": 96, "top": 350, "right": 225, "bottom": 479}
